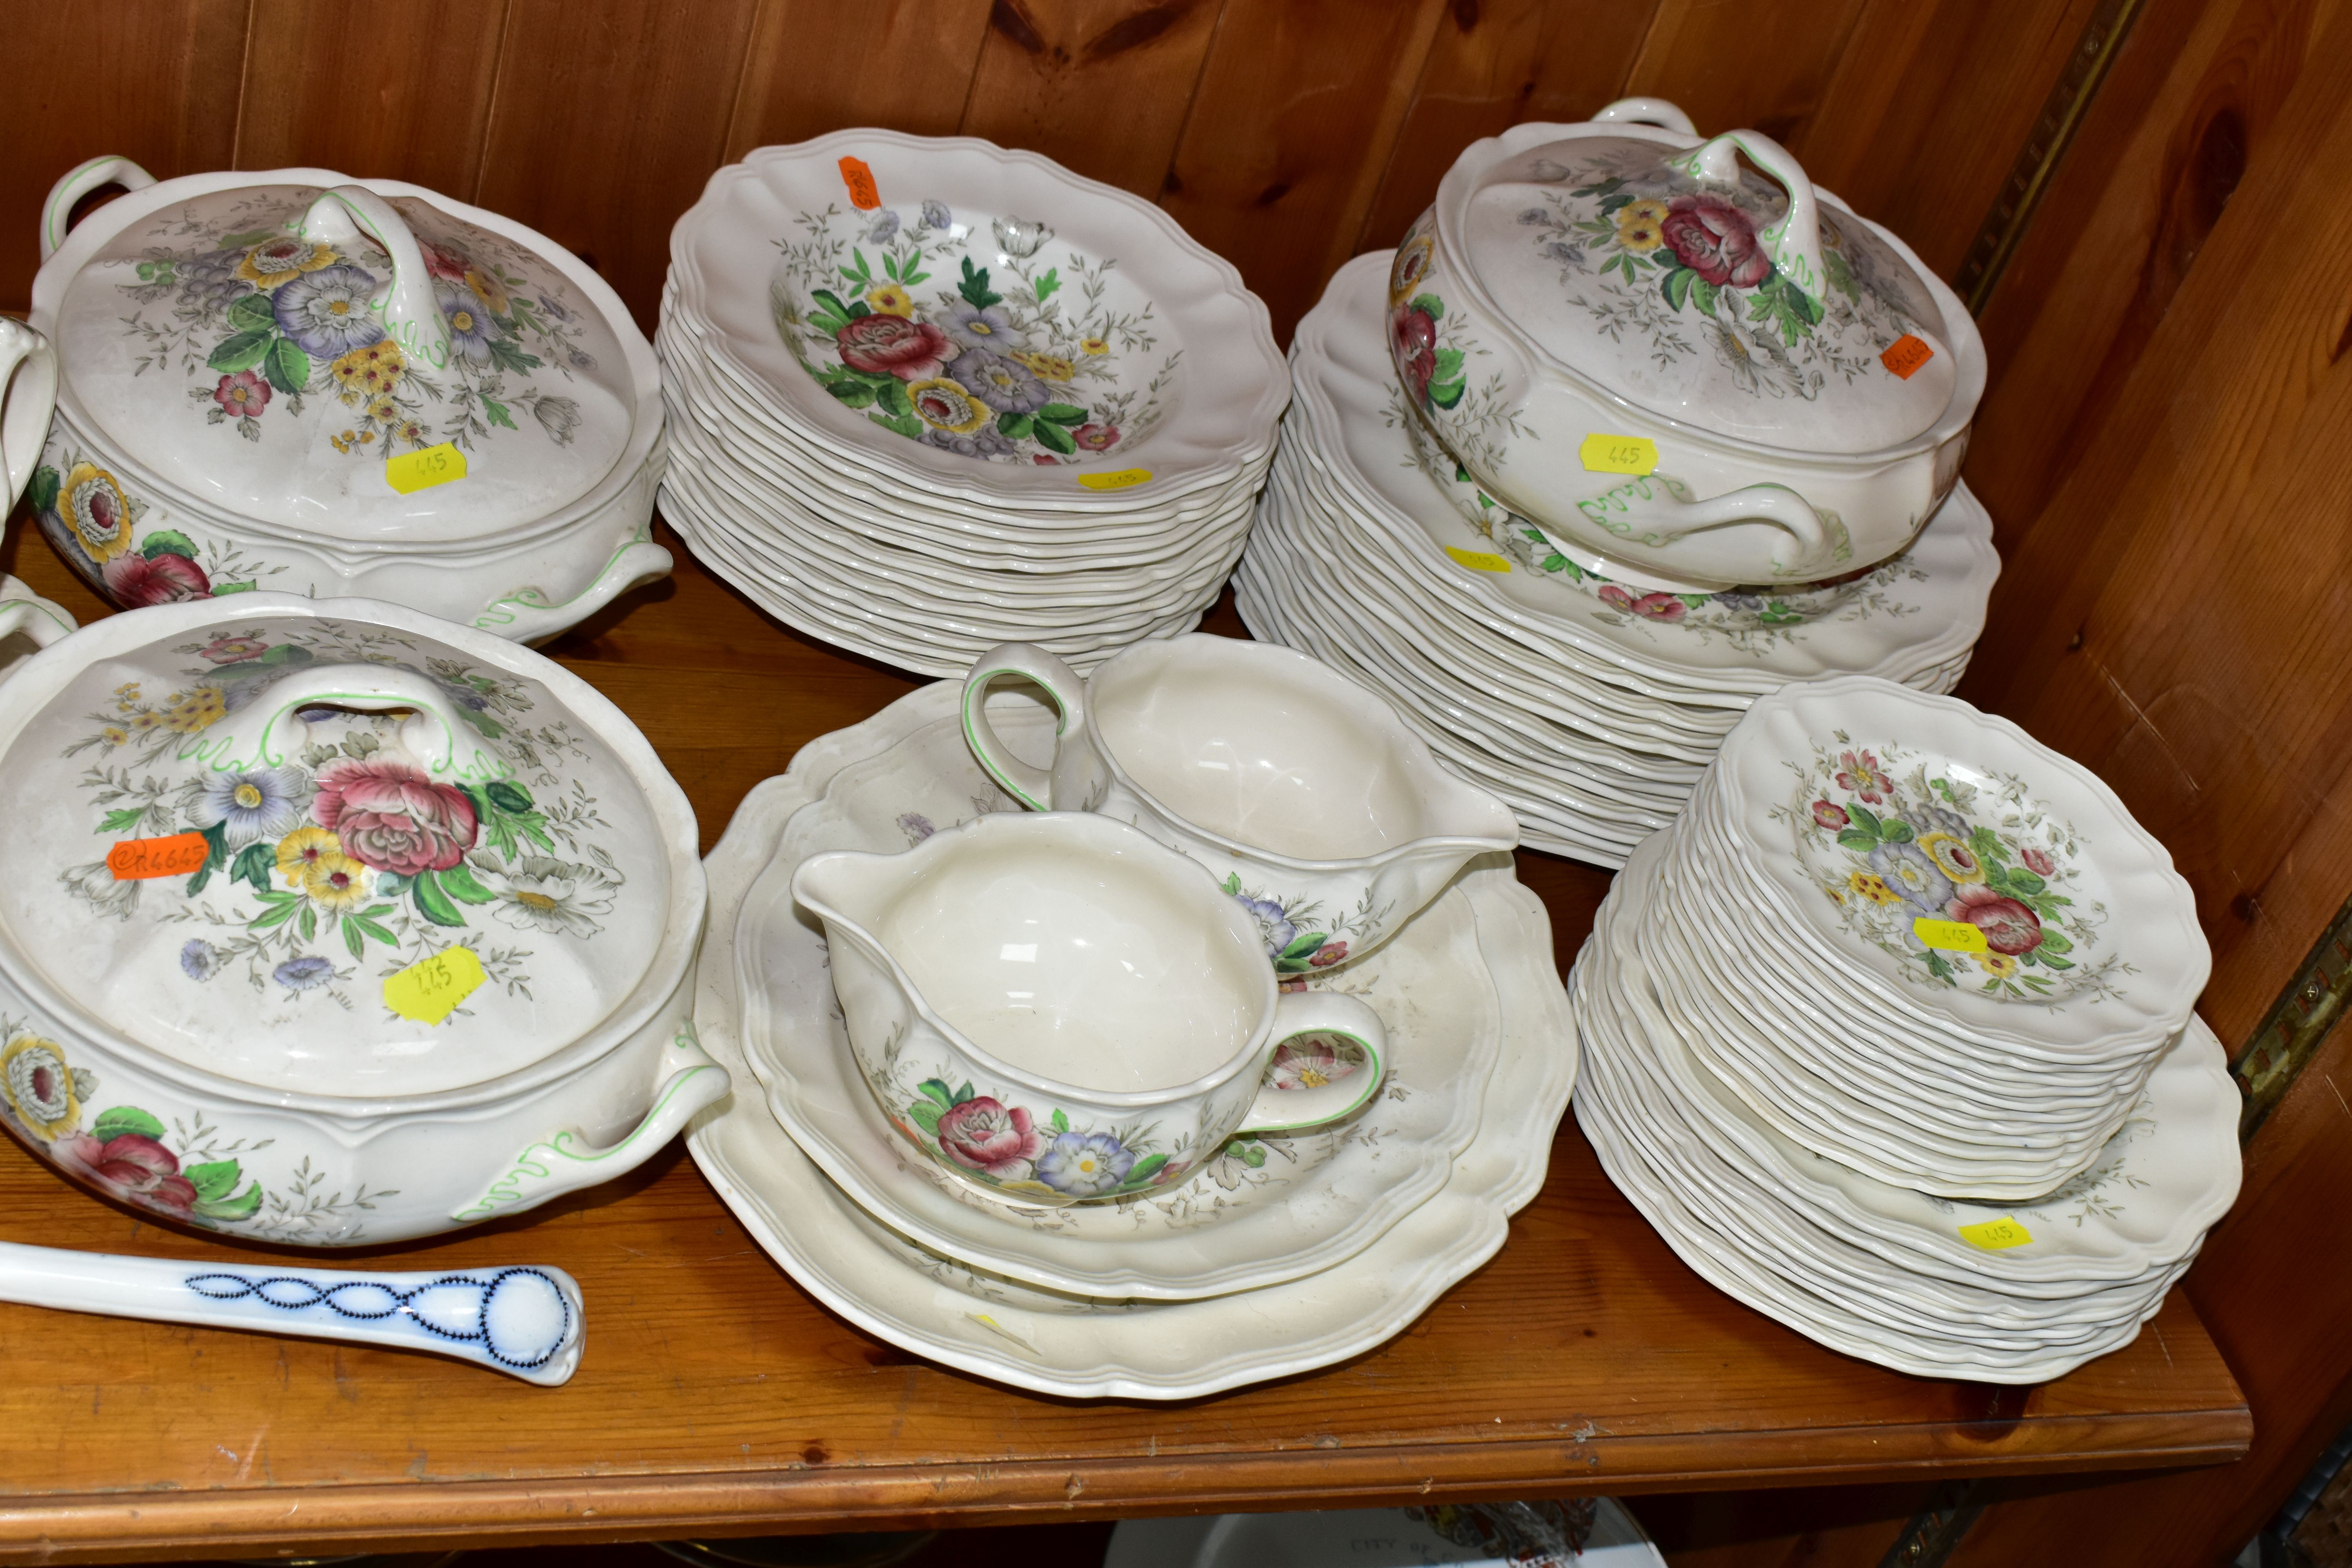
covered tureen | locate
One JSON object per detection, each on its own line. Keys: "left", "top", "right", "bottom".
{"left": 0, "top": 594, "right": 721, "bottom": 1244}
{"left": 1392, "top": 106, "right": 1982, "bottom": 592}
{"left": 26, "top": 158, "right": 670, "bottom": 640}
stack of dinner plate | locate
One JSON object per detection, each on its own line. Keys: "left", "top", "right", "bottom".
{"left": 659, "top": 130, "right": 1288, "bottom": 676}
{"left": 1573, "top": 675, "right": 2241, "bottom": 1381}
{"left": 1234, "top": 254, "right": 1999, "bottom": 866}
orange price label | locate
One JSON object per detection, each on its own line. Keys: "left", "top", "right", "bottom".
{"left": 1880, "top": 334, "right": 1935, "bottom": 380}
{"left": 107, "top": 832, "right": 211, "bottom": 881}
{"left": 838, "top": 156, "right": 881, "bottom": 211}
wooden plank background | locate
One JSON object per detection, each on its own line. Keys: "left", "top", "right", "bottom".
{"left": 7, "top": 2, "right": 2352, "bottom": 1561}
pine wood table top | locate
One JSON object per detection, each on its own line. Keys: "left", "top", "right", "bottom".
{"left": 0, "top": 524, "right": 2249, "bottom": 1564}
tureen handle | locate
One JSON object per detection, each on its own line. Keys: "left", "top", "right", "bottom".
{"left": 39, "top": 155, "right": 158, "bottom": 261}
{"left": 1590, "top": 97, "right": 1697, "bottom": 135}
{"left": 0, "top": 320, "right": 58, "bottom": 512}
{"left": 298, "top": 185, "right": 456, "bottom": 372}
{"left": 452, "top": 1025, "right": 731, "bottom": 1226}
{"left": 176, "top": 662, "right": 514, "bottom": 783}
{"left": 0, "top": 577, "right": 74, "bottom": 669}
{"left": 1662, "top": 131, "right": 1828, "bottom": 306}
{"left": 1533, "top": 479, "right": 1846, "bottom": 582}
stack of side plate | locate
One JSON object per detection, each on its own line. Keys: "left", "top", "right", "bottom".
{"left": 685, "top": 680, "right": 1579, "bottom": 1400}
{"left": 658, "top": 130, "right": 1288, "bottom": 676}
{"left": 1236, "top": 253, "right": 1999, "bottom": 867}
{"left": 1572, "top": 678, "right": 2239, "bottom": 1381}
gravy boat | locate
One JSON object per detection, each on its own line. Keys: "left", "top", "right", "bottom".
{"left": 962, "top": 635, "right": 1518, "bottom": 973}
{"left": 791, "top": 813, "right": 1388, "bottom": 1207}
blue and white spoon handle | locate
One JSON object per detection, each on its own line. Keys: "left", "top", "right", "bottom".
{"left": 0, "top": 1241, "right": 584, "bottom": 1385}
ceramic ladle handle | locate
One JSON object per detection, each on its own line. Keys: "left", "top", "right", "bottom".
{"left": 176, "top": 661, "right": 514, "bottom": 784}
{"left": 962, "top": 641, "right": 1099, "bottom": 812}
{"left": 300, "top": 185, "right": 456, "bottom": 371}
{"left": 1234, "top": 991, "right": 1388, "bottom": 1136}
{"left": 40, "top": 155, "right": 158, "bottom": 261}
{"left": 0, "top": 1241, "right": 583, "bottom": 1385}
{"left": 0, "top": 320, "right": 58, "bottom": 515}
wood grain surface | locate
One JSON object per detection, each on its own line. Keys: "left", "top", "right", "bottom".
{"left": 0, "top": 524, "right": 2250, "bottom": 1562}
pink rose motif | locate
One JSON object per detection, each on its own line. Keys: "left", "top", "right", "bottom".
{"left": 1032, "top": 454, "right": 1060, "bottom": 465}
{"left": 56, "top": 1131, "right": 197, "bottom": 1216}
{"left": 102, "top": 551, "right": 212, "bottom": 607}
{"left": 1599, "top": 585, "right": 1688, "bottom": 622}
{"left": 418, "top": 239, "right": 471, "bottom": 283}
{"left": 1661, "top": 194, "right": 1771, "bottom": 289}
{"left": 312, "top": 757, "right": 480, "bottom": 877}
{"left": 1835, "top": 749, "right": 1891, "bottom": 805}
{"left": 2020, "top": 846, "right": 2055, "bottom": 877}
{"left": 1947, "top": 884, "right": 2044, "bottom": 955}
{"left": 933, "top": 1097, "right": 1045, "bottom": 1177}
{"left": 1308, "top": 940, "right": 1349, "bottom": 969}
{"left": 212, "top": 370, "right": 270, "bottom": 418}
{"left": 1073, "top": 422, "right": 1120, "bottom": 451}
{"left": 1270, "top": 1036, "right": 1356, "bottom": 1091}
{"left": 1391, "top": 303, "right": 1437, "bottom": 404}
{"left": 1811, "top": 799, "right": 1850, "bottom": 831}
{"left": 200, "top": 635, "right": 271, "bottom": 664}
{"left": 837, "top": 314, "right": 954, "bottom": 380}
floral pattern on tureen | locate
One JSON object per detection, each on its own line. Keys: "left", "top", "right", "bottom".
{"left": 108, "top": 191, "right": 601, "bottom": 458}
{"left": 58, "top": 622, "right": 626, "bottom": 1011}
{"left": 767, "top": 199, "right": 1175, "bottom": 465}
{"left": 1775, "top": 733, "right": 2125, "bottom": 1005}
{"left": 26, "top": 445, "right": 282, "bottom": 604}
{"left": 1498, "top": 149, "right": 1938, "bottom": 407}
{"left": 0, "top": 1018, "right": 395, "bottom": 1240}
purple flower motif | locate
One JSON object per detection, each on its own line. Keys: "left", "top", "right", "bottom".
{"left": 920, "top": 200, "right": 952, "bottom": 231}
{"left": 1235, "top": 894, "right": 1296, "bottom": 960}
{"left": 180, "top": 940, "right": 224, "bottom": 982}
{"left": 1036, "top": 1131, "right": 1134, "bottom": 1197}
{"left": 272, "top": 264, "right": 385, "bottom": 358}
{"left": 920, "top": 425, "right": 1018, "bottom": 460}
{"left": 944, "top": 302, "right": 1025, "bottom": 354}
{"left": 273, "top": 956, "right": 335, "bottom": 993}
{"left": 436, "top": 278, "right": 506, "bottom": 366}
{"left": 955, "top": 350, "right": 1048, "bottom": 414}
{"left": 864, "top": 209, "right": 901, "bottom": 244}
{"left": 898, "top": 812, "right": 936, "bottom": 844}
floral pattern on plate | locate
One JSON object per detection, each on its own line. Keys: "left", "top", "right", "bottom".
{"left": 0, "top": 1021, "right": 396, "bottom": 1240}
{"left": 108, "top": 191, "right": 599, "bottom": 457}
{"left": 1509, "top": 149, "right": 1936, "bottom": 405}
{"left": 58, "top": 622, "right": 626, "bottom": 1009}
{"left": 1775, "top": 733, "right": 2124, "bottom": 1004}
{"left": 768, "top": 198, "right": 1175, "bottom": 465}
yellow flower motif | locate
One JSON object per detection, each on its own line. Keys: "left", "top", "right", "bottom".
{"left": 1078, "top": 336, "right": 1110, "bottom": 356}
{"left": 463, "top": 265, "right": 510, "bottom": 316}
{"left": 1847, "top": 870, "right": 1903, "bottom": 908}
{"left": 303, "top": 852, "right": 370, "bottom": 912}
{"left": 330, "top": 340, "right": 406, "bottom": 405}
{"left": 1014, "top": 350, "right": 1074, "bottom": 382}
{"left": 58, "top": 462, "right": 133, "bottom": 562}
{"left": 276, "top": 826, "right": 342, "bottom": 886}
{"left": 906, "top": 376, "right": 992, "bottom": 434}
{"left": 864, "top": 283, "right": 914, "bottom": 318}
{"left": 162, "top": 686, "right": 228, "bottom": 733}
{"left": 1916, "top": 832, "right": 1986, "bottom": 885}
{"left": 1388, "top": 234, "right": 1434, "bottom": 304}
{"left": 1979, "top": 951, "right": 2020, "bottom": 978}
{"left": 99, "top": 725, "right": 128, "bottom": 746}
{"left": 235, "top": 237, "right": 338, "bottom": 290}
{"left": 129, "top": 711, "right": 166, "bottom": 734}
{"left": 0, "top": 1036, "right": 81, "bottom": 1143}
{"left": 390, "top": 419, "right": 429, "bottom": 450}
{"left": 366, "top": 395, "right": 399, "bottom": 424}
{"left": 1615, "top": 199, "right": 1670, "bottom": 253}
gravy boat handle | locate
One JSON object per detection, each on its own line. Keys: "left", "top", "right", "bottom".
{"left": 1235, "top": 991, "right": 1387, "bottom": 1135}
{"left": 962, "top": 641, "right": 1093, "bottom": 811}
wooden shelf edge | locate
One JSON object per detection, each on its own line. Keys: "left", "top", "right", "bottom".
{"left": 0, "top": 1408, "right": 2252, "bottom": 1563}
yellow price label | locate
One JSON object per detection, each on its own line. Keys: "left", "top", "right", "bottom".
{"left": 385, "top": 442, "right": 468, "bottom": 495}
{"left": 1579, "top": 434, "right": 1658, "bottom": 475}
{"left": 1957, "top": 1216, "right": 2034, "bottom": 1251}
{"left": 1076, "top": 468, "right": 1152, "bottom": 492}
{"left": 1913, "top": 916, "right": 1989, "bottom": 954}
{"left": 1443, "top": 544, "right": 1511, "bottom": 573}
{"left": 383, "top": 946, "right": 487, "bottom": 1026}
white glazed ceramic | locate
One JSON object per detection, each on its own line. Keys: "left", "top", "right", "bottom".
{"left": 684, "top": 687, "right": 1578, "bottom": 1399}
{"left": 670, "top": 130, "right": 1287, "bottom": 512}
{"left": 0, "top": 1245, "right": 584, "bottom": 1384}
{"left": 0, "top": 318, "right": 60, "bottom": 512}
{"left": 0, "top": 575, "right": 76, "bottom": 677}
{"left": 0, "top": 594, "right": 724, "bottom": 1245}
{"left": 734, "top": 682, "right": 1505, "bottom": 1297}
{"left": 962, "top": 634, "right": 1518, "bottom": 973}
{"left": 1394, "top": 110, "right": 1983, "bottom": 590}
{"left": 27, "top": 158, "right": 670, "bottom": 639}
{"left": 1105, "top": 1497, "right": 1664, "bottom": 1568}
{"left": 791, "top": 812, "right": 1388, "bottom": 1207}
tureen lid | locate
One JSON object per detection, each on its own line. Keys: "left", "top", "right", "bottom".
{"left": 33, "top": 168, "right": 646, "bottom": 544}
{"left": 0, "top": 597, "right": 695, "bottom": 1099}
{"left": 1437, "top": 127, "right": 1958, "bottom": 454}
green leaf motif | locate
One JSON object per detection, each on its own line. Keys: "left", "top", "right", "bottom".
{"left": 184, "top": 821, "right": 231, "bottom": 897}
{"left": 207, "top": 329, "right": 273, "bottom": 374}
{"left": 218, "top": 228, "right": 277, "bottom": 250}
{"left": 2004, "top": 867, "right": 2047, "bottom": 896}
{"left": 1847, "top": 804, "right": 1882, "bottom": 837}
{"left": 247, "top": 899, "right": 300, "bottom": 932}
{"left": 1035, "top": 403, "right": 1088, "bottom": 426}
{"left": 185, "top": 1158, "right": 243, "bottom": 1203}
{"left": 958, "top": 258, "right": 1001, "bottom": 310}
{"left": 954, "top": 1081, "right": 975, "bottom": 1105}
{"left": 485, "top": 780, "right": 533, "bottom": 815}
{"left": 194, "top": 1181, "right": 263, "bottom": 1223}
{"left": 873, "top": 376, "right": 912, "bottom": 418}
{"left": 1116, "top": 1154, "right": 1170, "bottom": 1192}
{"left": 1690, "top": 278, "right": 1722, "bottom": 317}
{"left": 1660, "top": 266, "right": 1696, "bottom": 312}
{"left": 374, "top": 872, "right": 411, "bottom": 899}
{"left": 437, "top": 860, "right": 501, "bottom": 905}
{"left": 263, "top": 337, "right": 310, "bottom": 397}
{"left": 1426, "top": 377, "right": 1466, "bottom": 411}
{"left": 97, "top": 807, "right": 147, "bottom": 835}
{"left": 1969, "top": 825, "right": 2007, "bottom": 865}
{"left": 1878, "top": 818, "right": 1914, "bottom": 844}
{"left": 1836, "top": 828, "right": 1879, "bottom": 854}
{"left": 25, "top": 466, "right": 58, "bottom": 514}
{"left": 1049, "top": 1108, "right": 1070, "bottom": 1133}
{"left": 2034, "top": 928, "right": 2073, "bottom": 954}
{"left": 91, "top": 1106, "right": 165, "bottom": 1143}
{"left": 1034, "top": 267, "right": 1060, "bottom": 302}
{"left": 226, "top": 292, "right": 276, "bottom": 332}
{"left": 1033, "top": 418, "right": 1076, "bottom": 455}
{"left": 826, "top": 379, "right": 876, "bottom": 408}
{"left": 231, "top": 841, "right": 276, "bottom": 895}
{"left": 906, "top": 1100, "right": 943, "bottom": 1135}
{"left": 1408, "top": 292, "right": 1445, "bottom": 320}
{"left": 918, "top": 1079, "right": 957, "bottom": 1111}
{"left": 344, "top": 915, "right": 367, "bottom": 960}
{"left": 411, "top": 870, "right": 466, "bottom": 928}
{"left": 140, "top": 529, "right": 198, "bottom": 560}
{"left": 481, "top": 394, "right": 517, "bottom": 430}
{"left": 996, "top": 412, "right": 1034, "bottom": 441}
{"left": 869, "top": 411, "right": 923, "bottom": 439}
